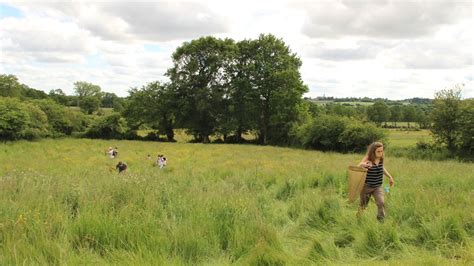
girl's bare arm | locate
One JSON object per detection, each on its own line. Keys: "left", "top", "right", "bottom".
{"left": 384, "top": 168, "right": 394, "bottom": 186}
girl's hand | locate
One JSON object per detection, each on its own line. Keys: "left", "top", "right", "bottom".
{"left": 389, "top": 177, "right": 394, "bottom": 187}
{"left": 361, "top": 161, "right": 373, "bottom": 168}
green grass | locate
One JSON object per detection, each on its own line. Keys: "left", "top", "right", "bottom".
{"left": 0, "top": 138, "right": 472, "bottom": 264}
{"left": 387, "top": 129, "right": 432, "bottom": 148}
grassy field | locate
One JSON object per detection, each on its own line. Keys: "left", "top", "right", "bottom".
{"left": 143, "top": 128, "right": 431, "bottom": 148}
{"left": 387, "top": 129, "right": 432, "bottom": 148}
{"left": 0, "top": 138, "right": 472, "bottom": 265}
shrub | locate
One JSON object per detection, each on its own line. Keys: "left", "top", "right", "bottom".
{"left": 0, "top": 97, "right": 49, "bottom": 140}
{"left": 297, "top": 115, "right": 348, "bottom": 151}
{"left": 22, "top": 102, "right": 50, "bottom": 140}
{"left": 339, "top": 121, "right": 386, "bottom": 152}
{"left": 296, "top": 115, "right": 385, "bottom": 152}
{"left": 84, "top": 113, "right": 129, "bottom": 139}
{"left": 32, "top": 99, "right": 75, "bottom": 136}
{"left": 0, "top": 97, "right": 31, "bottom": 140}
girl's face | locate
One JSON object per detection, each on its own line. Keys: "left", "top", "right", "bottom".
{"left": 375, "top": 146, "right": 384, "bottom": 159}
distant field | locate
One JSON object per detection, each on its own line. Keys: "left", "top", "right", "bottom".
{"left": 311, "top": 101, "right": 374, "bottom": 106}
{"left": 384, "top": 122, "right": 422, "bottom": 128}
{"left": 0, "top": 138, "right": 472, "bottom": 264}
{"left": 335, "top": 101, "right": 374, "bottom": 106}
{"left": 310, "top": 101, "right": 411, "bottom": 106}
{"left": 387, "top": 129, "right": 432, "bottom": 148}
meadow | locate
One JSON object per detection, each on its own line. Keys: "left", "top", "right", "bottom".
{"left": 387, "top": 129, "right": 432, "bottom": 148}
{"left": 0, "top": 134, "right": 472, "bottom": 265}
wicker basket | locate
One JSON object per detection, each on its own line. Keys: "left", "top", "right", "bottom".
{"left": 348, "top": 165, "right": 367, "bottom": 203}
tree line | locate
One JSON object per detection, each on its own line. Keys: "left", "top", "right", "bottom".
{"left": 0, "top": 34, "right": 472, "bottom": 157}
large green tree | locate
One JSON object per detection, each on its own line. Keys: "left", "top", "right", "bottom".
{"left": 0, "top": 74, "right": 23, "bottom": 98}
{"left": 458, "top": 98, "right": 473, "bottom": 156}
{"left": 167, "top": 36, "right": 236, "bottom": 143}
{"left": 431, "top": 86, "right": 462, "bottom": 152}
{"left": 73, "top": 81, "right": 103, "bottom": 114}
{"left": 226, "top": 39, "right": 260, "bottom": 142}
{"left": 250, "top": 34, "right": 307, "bottom": 144}
{"left": 403, "top": 105, "right": 417, "bottom": 128}
{"left": 124, "top": 81, "right": 176, "bottom": 141}
{"left": 367, "top": 101, "right": 390, "bottom": 127}
{"left": 49, "top": 89, "right": 69, "bottom": 106}
{"left": 389, "top": 105, "right": 403, "bottom": 127}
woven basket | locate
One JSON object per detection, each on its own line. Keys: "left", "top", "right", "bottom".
{"left": 348, "top": 165, "right": 367, "bottom": 203}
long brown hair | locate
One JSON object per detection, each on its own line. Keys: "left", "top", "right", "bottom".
{"left": 366, "top": 142, "right": 384, "bottom": 163}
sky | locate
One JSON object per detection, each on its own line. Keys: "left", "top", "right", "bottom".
{"left": 0, "top": 0, "right": 472, "bottom": 99}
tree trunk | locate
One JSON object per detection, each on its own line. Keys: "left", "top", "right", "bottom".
{"left": 166, "top": 129, "right": 174, "bottom": 142}
{"left": 260, "top": 100, "right": 269, "bottom": 145}
{"left": 236, "top": 125, "right": 243, "bottom": 143}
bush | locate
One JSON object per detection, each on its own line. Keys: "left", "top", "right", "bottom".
{"left": 32, "top": 99, "right": 75, "bottom": 136}
{"left": 0, "top": 97, "right": 49, "bottom": 140}
{"left": 295, "top": 115, "right": 386, "bottom": 152}
{"left": 84, "top": 113, "right": 129, "bottom": 139}
{"left": 22, "top": 102, "right": 50, "bottom": 140}
{"left": 0, "top": 97, "right": 31, "bottom": 140}
{"left": 67, "top": 111, "right": 93, "bottom": 133}
{"left": 339, "top": 122, "right": 386, "bottom": 152}
{"left": 297, "top": 115, "right": 348, "bottom": 151}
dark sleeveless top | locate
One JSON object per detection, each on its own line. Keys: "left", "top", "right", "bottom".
{"left": 365, "top": 161, "right": 383, "bottom": 187}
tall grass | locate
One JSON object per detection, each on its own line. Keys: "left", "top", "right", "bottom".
{"left": 0, "top": 138, "right": 472, "bottom": 264}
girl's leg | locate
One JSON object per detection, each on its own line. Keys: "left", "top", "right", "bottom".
{"left": 359, "top": 185, "right": 372, "bottom": 209}
{"left": 358, "top": 185, "right": 373, "bottom": 218}
{"left": 374, "top": 186, "right": 385, "bottom": 221}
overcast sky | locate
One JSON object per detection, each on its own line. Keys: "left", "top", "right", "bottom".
{"left": 1, "top": 0, "right": 472, "bottom": 99}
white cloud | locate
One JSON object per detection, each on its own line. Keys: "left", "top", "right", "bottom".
{"left": 0, "top": 16, "right": 94, "bottom": 62}
{"left": 298, "top": 0, "right": 470, "bottom": 39}
{"left": 0, "top": 0, "right": 472, "bottom": 99}
{"left": 11, "top": 1, "right": 229, "bottom": 42}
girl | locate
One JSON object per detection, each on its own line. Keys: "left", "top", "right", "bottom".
{"left": 358, "top": 142, "right": 395, "bottom": 221}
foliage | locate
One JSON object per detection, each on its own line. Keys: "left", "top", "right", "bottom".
{"left": 430, "top": 86, "right": 462, "bottom": 152}
{"left": 0, "top": 74, "right": 23, "bottom": 97}
{"left": 295, "top": 114, "right": 386, "bottom": 152}
{"left": 123, "top": 81, "right": 176, "bottom": 141}
{"left": 0, "top": 74, "right": 48, "bottom": 100}
{"left": 74, "top": 81, "right": 103, "bottom": 114}
{"left": 32, "top": 99, "right": 76, "bottom": 136}
{"left": 250, "top": 34, "right": 308, "bottom": 145}
{"left": 389, "top": 105, "right": 403, "bottom": 127}
{"left": 0, "top": 97, "right": 49, "bottom": 140}
{"left": 165, "top": 34, "right": 307, "bottom": 145}
{"left": 339, "top": 121, "right": 387, "bottom": 152}
{"left": 458, "top": 98, "right": 474, "bottom": 157}
{"left": 167, "top": 36, "right": 236, "bottom": 143}
{"left": 367, "top": 101, "right": 390, "bottom": 126}
{"left": 84, "top": 113, "right": 129, "bottom": 139}
{"left": 403, "top": 105, "right": 417, "bottom": 128}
